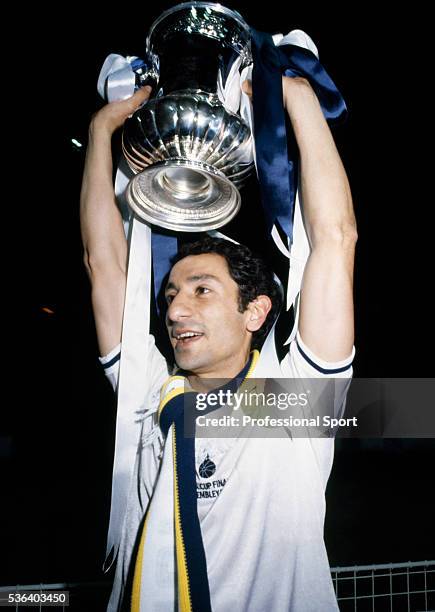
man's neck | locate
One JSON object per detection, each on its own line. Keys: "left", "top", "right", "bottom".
{"left": 186, "top": 350, "right": 252, "bottom": 393}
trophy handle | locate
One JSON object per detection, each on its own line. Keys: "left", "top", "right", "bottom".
{"left": 131, "top": 53, "right": 160, "bottom": 94}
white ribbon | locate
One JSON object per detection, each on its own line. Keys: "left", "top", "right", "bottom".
{"left": 104, "top": 162, "right": 153, "bottom": 568}
{"left": 97, "top": 53, "right": 139, "bottom": 102}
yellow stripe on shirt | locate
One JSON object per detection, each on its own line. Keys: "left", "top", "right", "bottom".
{"left": 131, "top": 512, "right": 150, "bottom": 612}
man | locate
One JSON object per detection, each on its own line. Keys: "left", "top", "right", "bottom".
{"left": 80, "top": 76, "right": 357, "bottom": 611}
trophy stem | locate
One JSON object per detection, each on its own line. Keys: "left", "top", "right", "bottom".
{"left": 161, "top": 167, "right": 212, "bottom": 198}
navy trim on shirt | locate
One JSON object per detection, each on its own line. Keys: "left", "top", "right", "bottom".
{"left": 296, "top": 340, "right": 352, "bottom": 374}
{"left": 102, "top": 352, "right": 121, "bottom": 369}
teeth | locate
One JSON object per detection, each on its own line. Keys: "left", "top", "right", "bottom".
{"left": 177, "top": 332, "right": 201, "bottom": 339}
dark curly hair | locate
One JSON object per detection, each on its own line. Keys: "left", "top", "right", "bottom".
{"left": 171, "top": 236, "right": 282, "bottom": 349}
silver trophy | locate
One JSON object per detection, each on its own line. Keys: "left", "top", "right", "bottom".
{"left": 122, "top": 2, "right": 254, "bottom": 232}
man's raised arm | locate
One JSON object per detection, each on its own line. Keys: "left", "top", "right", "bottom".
{"left": 80, "top": 87, "right": 152, "bottom": 356}
{"left": 283, "top": 76, "right": 357, "bottom": 362}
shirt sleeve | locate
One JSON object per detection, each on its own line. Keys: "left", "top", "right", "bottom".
{"left": 98, "top": 335, "right": 169, "bottom": 394}
{"left": 281, "top": 330, "right": 355, "bottom": 424}
{"left": 281, "top": 330, "right": 355, "bottom": 379}
{"left": 279, "top": 331, "right": 355, "bottom": 486}
{"left": 99, "top": 343, "right": 121, "bottom": 392}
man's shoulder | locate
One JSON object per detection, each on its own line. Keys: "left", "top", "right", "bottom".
{"left": 99, "top": 335, "right": 173, "bottom": 393}
{"left": 256, "top": 330, "right": 354, "bottom": 379}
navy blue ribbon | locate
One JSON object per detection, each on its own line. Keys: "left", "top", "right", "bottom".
{"left": 159, "top": 356, "right": 253, "bottom": 611}
{"left": 151, "top": 229, "right": 178, "bottom": 315}
{"left": 159, "top": 391, "right": 212, "bottom": 612}
{"left": 250, "top": 28, "right": 348, "bottom": 243}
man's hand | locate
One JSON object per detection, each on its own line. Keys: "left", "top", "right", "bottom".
{"left": 90, "top": 85, "right": 152, "bottom": 137}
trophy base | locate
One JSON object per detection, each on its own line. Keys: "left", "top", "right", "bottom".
{"left": 126, "top": 159, "right": 241, "bottom": 232}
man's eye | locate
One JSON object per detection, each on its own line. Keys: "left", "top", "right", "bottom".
{"left": 166, "top": 294, "right": 175, "bottom": 304}
{"left": 196, "top": 286, "right": 210, "bottom": 295}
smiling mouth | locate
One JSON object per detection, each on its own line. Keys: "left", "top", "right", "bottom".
{"left": 174, "top": 332, "right": 204, "bottom": 348}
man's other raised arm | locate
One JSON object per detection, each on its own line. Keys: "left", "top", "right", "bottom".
{"left": 283, "top": 77, "right": 357, "bottom": 362}
{"left": 80, "top": 87, "right": 152, "bottom": 356}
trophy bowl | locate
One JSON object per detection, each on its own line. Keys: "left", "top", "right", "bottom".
{"left": 122, "top": 2, "right": 254, "bottom": 232}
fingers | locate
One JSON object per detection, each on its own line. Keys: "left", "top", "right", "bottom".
{"left": 133, "top": 85, "right": 152, "bottom": 102}
{"left": 90, "top": 85, "right": 153, "bottom": 137}
{"left": 124, "top": 85, "right": 152, "bottom": 113}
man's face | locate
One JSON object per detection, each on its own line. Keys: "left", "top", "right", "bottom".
{"left": 165, "top": 253, "right": 252, "bottom": 375}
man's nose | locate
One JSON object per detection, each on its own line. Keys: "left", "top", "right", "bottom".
{"left": 166, "top": 292, "right": 193, "bottom": 324}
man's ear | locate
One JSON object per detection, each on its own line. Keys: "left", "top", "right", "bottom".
{"left": 246, "top": 295, "right": 272, "bottom": 333}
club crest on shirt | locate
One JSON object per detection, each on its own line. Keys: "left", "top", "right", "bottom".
{"left": 199, "top": 454, "right": 216, "bottom": 478}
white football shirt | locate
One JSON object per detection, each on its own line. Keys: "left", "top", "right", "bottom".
{"left": 100, "top": 331, "right": 354, "bottom": 611}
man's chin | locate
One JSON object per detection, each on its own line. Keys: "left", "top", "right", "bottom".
{"left": 175, "top": 356, "right": 202, "bottom": 373}
{"left": 174, "top": 349, "right": 207, "bottom": 374}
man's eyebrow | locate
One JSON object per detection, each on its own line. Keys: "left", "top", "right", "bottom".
{"left": 165, "top": 274, "right": 222, "bottom": 292}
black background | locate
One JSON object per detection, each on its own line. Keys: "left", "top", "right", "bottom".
{"left": 2, "top": 0, "right": 433, "bottom": 606}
